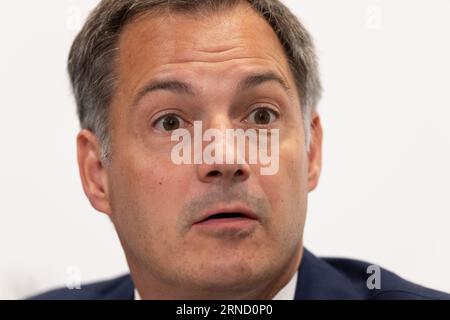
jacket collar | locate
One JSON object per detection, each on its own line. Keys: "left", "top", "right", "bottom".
{"left": 294, "top": 249, "right": 362, "bottom": 299}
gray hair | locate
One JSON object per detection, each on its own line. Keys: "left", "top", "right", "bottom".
{"left": 68, "top": 0, "right": 322, "bottom": 163}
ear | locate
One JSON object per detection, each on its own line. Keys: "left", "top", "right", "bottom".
{"left": 77, "top": 129, "right": 112, "bottom": 215}
{"left": 307, "top": 112, "right": 323, "bottom": 192}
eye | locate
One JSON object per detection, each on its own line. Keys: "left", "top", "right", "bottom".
{"left": 246, "top": 107, "right": 278, "bottom": 125}
{"left": 153, "top": 113, "right": 187, "bottom": 132}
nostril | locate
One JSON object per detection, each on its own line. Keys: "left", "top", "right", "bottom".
{"left": 235, "top": 169, "right": 244, "bottom": 176}
{"left": 207, "top": 170, "right": 222, "bottom": 177}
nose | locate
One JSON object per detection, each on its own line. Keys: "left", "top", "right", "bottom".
{"left": 197, "top": 159, "right": 251, "bottom": 184}
{"left": 196, "top": 118, "right": 251, "bottom": 184}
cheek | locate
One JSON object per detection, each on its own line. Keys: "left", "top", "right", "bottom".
{"left": 119, "top": 157, "right": 201, "bottom": 240}
{"left": 264, "top": 138, "right": 307, "bottom": 203}
{"left": 258, "top": 138, "right": 308, "bottom": 234}
{"left": 118, "top": 154, "right": 192, "bottom": 215}
{"left": 109, "top": 154, "right": 194, "bottom": 254}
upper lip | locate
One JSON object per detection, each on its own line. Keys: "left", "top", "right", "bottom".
{"left": 193, "top": 204, "right": 258, "bottom": 224}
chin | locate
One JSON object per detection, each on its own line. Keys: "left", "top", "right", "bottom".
{"left": 188, "top": 254, "right": 272, "bottom": 292}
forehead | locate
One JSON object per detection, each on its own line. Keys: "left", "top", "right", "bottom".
{"left": 114, "top": 2, "right": 294, "bottom": 96}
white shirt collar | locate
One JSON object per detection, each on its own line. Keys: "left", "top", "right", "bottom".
{"left": 272, "top": 271, "right": 298, "bottom": 300}
{"left": 134, "top": 271, "right": 298, "bottom": 300}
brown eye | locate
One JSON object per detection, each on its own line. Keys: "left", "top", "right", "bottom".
{"left": 247, "top": 108, "right": 278, "bottom": 125}
{"left": 154, "top": 114, "right": 185, "bottom": 132}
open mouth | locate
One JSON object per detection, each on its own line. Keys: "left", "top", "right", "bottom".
{"left": 200, "top": 212, "right": 250, "bottom": 222}
{"left": 194, "top": 209, "right": 258, "bottom": 226}
{"left": 192, "top": 208, "right": 259, "bottom": 234}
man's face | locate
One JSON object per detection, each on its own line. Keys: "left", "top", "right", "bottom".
{"left": 82, "top": 3, "right": 321, "bottom": 296}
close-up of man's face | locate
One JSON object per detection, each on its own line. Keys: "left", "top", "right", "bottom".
{"left": 77, "top": 2, "right": 322, "bottom": 299}
{"left": 3, "top": 0, "right": 450, "bottom": 303}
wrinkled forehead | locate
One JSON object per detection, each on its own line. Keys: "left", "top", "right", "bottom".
{"left": 114, "top": 2, "right": 293, "bottom": 92}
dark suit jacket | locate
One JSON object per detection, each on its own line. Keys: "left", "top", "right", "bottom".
{"left": 29, "top": 249, "right": 450, "bottom": 300}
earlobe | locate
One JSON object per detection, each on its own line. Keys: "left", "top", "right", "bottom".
{"left": 307, "top": 113, "right": 323, "bottom": 192}
{"left": 76, "top": 129, "right": 112, "bottom": 215}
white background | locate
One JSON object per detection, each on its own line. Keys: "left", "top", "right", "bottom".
{"left": 0, "top": 0, "right": 449, "bottom": 299}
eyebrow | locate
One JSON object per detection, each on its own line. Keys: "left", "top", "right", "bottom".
{"left": 237, "top": 71, "right": 291, "bottom": 95}
{"left": 132, "top": 71, "right": 293, "bottom": 106}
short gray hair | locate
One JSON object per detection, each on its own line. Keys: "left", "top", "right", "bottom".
{"left": 68, "top": 0, "right": 322, "bottom": 163}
